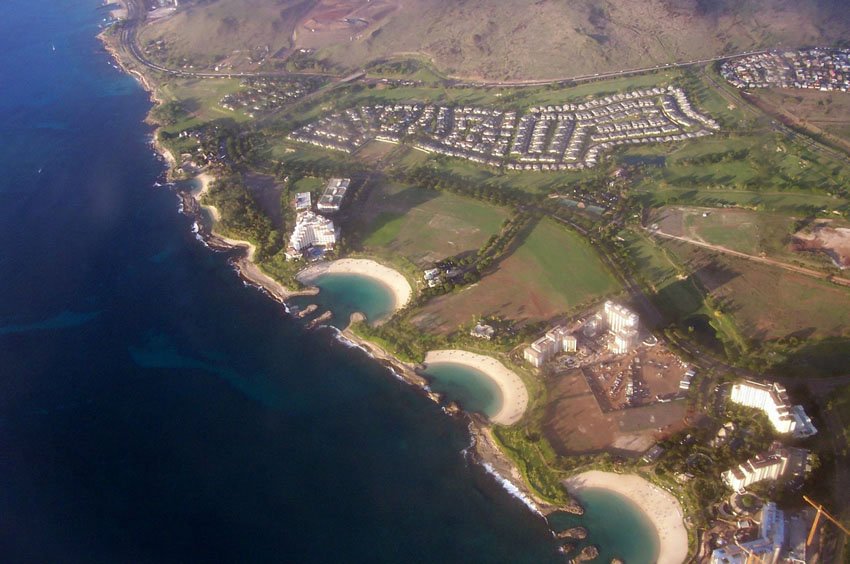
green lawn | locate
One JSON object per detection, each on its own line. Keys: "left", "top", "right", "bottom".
{"left": 356, "top": 181, "right": 509, "bottom": 267}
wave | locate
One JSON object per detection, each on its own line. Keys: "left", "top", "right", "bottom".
{"left": 480, "top": 462, "right": 543, "bottom": 517}
{"left": 327, "top": 327, "right": 407, "bottom": 383}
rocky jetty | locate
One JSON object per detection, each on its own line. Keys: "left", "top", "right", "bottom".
{"left": 557, "top": 526, "right": 588, "bottom": 540}
{"left": 570, "top": 545, "right": 599, "bottom": 563}
{"left": 306, "top": 310, "right": 332, "bottom": 329}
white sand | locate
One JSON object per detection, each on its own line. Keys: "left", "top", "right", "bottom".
{"left": 563, "top": 471, "right": 688, "bottom": 564}
{"left": 297, "top": 258, "right": 412, "bottom": 312}
{"left": 423, "top": 350, "right": 529, "bottom": 426}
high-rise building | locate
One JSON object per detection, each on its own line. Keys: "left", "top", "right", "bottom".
{"left": 287, "top": 211, "right": 337, "bottom": 258}
{"left": 604, "top": 301, "right": 638, "bottom": 334}
{"left": 523, "top": 325, "right": 576, "bottom": 367}
{"left": 721, "top": 442, "right": 806, "bottom": 493}
{"left": 603, "top": 301, "right": 640, "bottom": 354}
{"left": 730, "top": 381, "right": 817, "bottom": 437}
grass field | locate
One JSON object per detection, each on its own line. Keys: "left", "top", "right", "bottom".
{"left": 412, "top": 218, "right": 620, "bottom": 333}
{"left": 664, "top": 240, "right": 850, "bottom": 342}
{"left": 157, "top": 78, "right": 248, "bottom": 133}
{"left": 353, "top": 181, "right": 508, "bottom": 266}
{"left": 652, "top": 206, "right": 850, "bottom": 277}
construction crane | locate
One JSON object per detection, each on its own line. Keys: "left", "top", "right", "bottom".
{"left": 804, "top": 495, "right": 850, "bottom": 548}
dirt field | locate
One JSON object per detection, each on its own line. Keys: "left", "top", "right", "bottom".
{"left": 411, "top": 219, "right": 620, "bottom": 333}
{"left": 543, "top": 368, "right": 688, "bottom": 456}
{"left": 792, "top": 222, "right": 850, "bottom": 269}
{"left": 296, "top": 0, "right": 398, "bottom": 50}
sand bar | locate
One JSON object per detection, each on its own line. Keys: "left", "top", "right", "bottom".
{"left": 423, "top": 350, "right": 528, "bottom": 425}
{"left": 297, "top": 259, "right": 413, "bottom": 312}
{"left": 563, "top": 470, "right": 688, "bottom": 564}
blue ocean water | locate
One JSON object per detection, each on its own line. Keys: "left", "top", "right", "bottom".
{"left": 422, "top": 362, "right": 503, "bottom": 419}
{"left": 0, "top": 1, "right": 563, "bottom": 561}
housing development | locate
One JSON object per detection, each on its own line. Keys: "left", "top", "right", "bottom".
{"left": 289, "top": 86, "right": 719, "bottom": 170}
{"left": 721, "top": 48, "right": 850, "bottom": 92}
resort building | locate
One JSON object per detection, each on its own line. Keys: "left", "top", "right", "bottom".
{"left": 711, "top": 502, "right": 787, "bottom": 564}
{"left": 286, "top": 211, "right": 337, "bottom": 259}
{"left": 601, "top": 301, "right": 640, "bottom": 354}
{"left": 523, "top": 325, "right": 576, "bottom": 368}
{"left": 722, "top": 442, "right": 807, "bottom": 493}
{"left": 730, "top": 381, "right": 817, "bottom": 438}
{"left": 316, "top": 177, "right": 350, "bottom": 213}
{"left": 604, "top": 301, "right": 639, "bottom": 333}
{"left": 294, "top": 192, "right": 312, "bottom": 212}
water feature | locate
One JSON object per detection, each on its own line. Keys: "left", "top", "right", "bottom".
{"left": 422, "top": 362, "right": 504, "bottom": 419}
{"left": 549, "top": 487, "right": 661, "bottom": 563}
{"left": 289, "top": 273, "right": 395, "bottom": 327}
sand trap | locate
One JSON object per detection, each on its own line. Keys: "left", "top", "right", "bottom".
{"left": 563, "top": 471, "right": 688, "bottom": 564}
{"left": 423, "top": 350, "right": 528, "bottom": 426}
{"left": 297, "top": 258, "right": 412, "bottom": 312}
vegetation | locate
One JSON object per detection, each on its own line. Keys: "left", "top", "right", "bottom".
{"left": 150, "top": 100, "right": 188, "bottom": 126}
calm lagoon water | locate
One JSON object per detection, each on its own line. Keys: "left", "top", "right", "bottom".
{"left": 290, "top": 273, "right": 396, "bottom": 327}
{"left": 550, "top": 487, "right": 661, "bottom": 563}
{"left": 422, "top": 362, "right": 503, "bottom": 419}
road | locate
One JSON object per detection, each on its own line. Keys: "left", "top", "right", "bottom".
{"left": 451, "top": 50, "right": 772, "bottom": 88}
{"left": 648, "top": 228, "right": 850, "bottom": 288}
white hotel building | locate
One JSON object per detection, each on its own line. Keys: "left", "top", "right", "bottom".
{"left": 286, "top": 211, "right": 337, "bottom": 258}
{"left": 523, "top": 326, "right": 577, "bottom": 368}
{"left": 722, "top": 448, "right": 789, "bottom": 492}
{"left": 730, "top": 381, "right": 817, "bottom": 438}
{"left": 603, "top": 301, "right": 639, "bottom": 354}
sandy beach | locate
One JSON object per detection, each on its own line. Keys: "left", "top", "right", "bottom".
{"left": 423, "top": 350, "right": 529, "bottom": 426}
{"left": 297, "top": 258, "right": 413, "bottom": 312}
{"left": 563, "top": 471, "right": 688, "bottom": 564}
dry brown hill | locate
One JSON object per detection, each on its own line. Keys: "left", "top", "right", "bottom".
{"left": 138, "top": 0, "right": 850, "bottom": 80}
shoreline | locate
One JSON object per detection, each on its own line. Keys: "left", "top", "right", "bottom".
{"left": 336, "top": 327, "right": 581, "bottom": 517}
{"left": 563, "top": 470, "right": 689, "bottom": 564}
{"left": 297, "top": 258, "right": 413, "bottom": 314}
{"left": 422, "top": 350, "right": 529, "bottom": 426}
{"left": 99, "top": 19, "right": 598, "bottom": 553}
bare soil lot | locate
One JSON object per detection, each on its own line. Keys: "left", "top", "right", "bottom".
{"left": 543, "top": 369, "right": 688, "bottom": 456}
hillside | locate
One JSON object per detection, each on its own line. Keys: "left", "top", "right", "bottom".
{"left": 137, "top": 0, "right": 850, "bottom": 80}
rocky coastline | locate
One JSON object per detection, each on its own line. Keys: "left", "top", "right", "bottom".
{"left": 99, "top": 11, "right": 587, "bottom": 550}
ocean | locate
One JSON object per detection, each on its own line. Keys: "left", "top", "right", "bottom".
{"left": 0, "top": 1, "right": 562, "bottom": 561}
{"left": 0, "top": 1, "right": 661, "bottom": 562}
